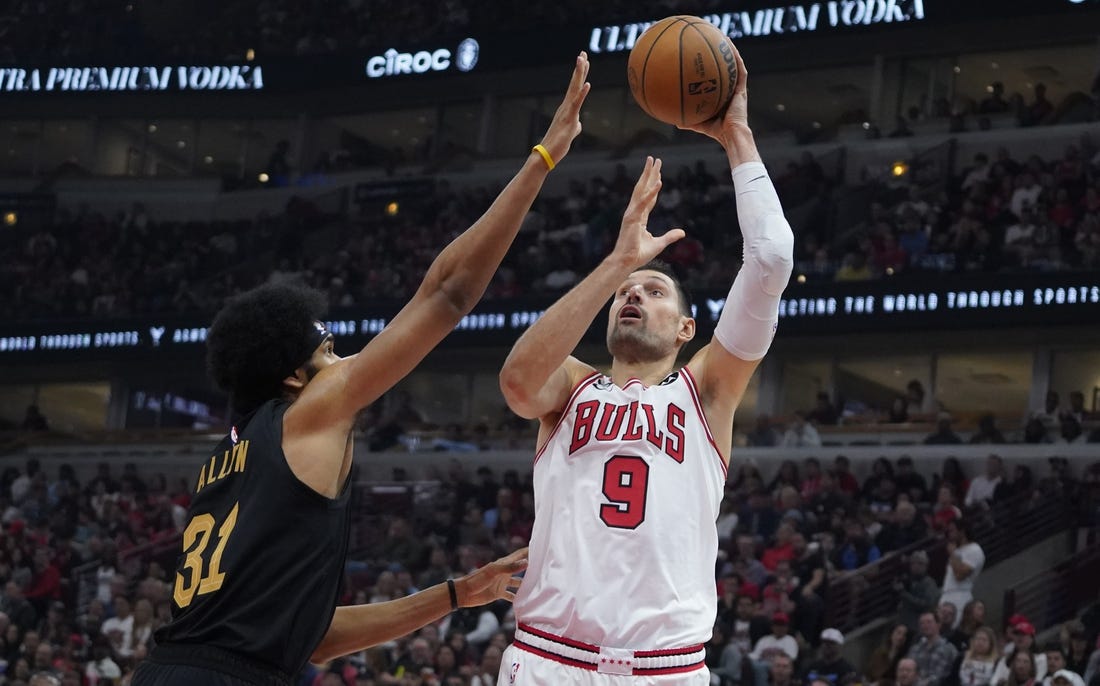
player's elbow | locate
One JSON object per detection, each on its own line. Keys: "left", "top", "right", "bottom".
{"left": 499, "top": 368, "right": 542, "bottom": 420}
{"left": 751, "top": 215, "right": 795, "bottom": 296}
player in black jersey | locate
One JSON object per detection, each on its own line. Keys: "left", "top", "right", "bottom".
{"left": 132, "top": 53, "right": 593, "bottom": 686}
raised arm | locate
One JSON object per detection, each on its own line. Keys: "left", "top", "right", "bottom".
{"left": 682, "top": 45, "right": 795, "bottom": 446}
{"left": 284, "top": 55, "right": 590, "bottom": 452}
{"left": 498, "top": 157, "right": 684, "bottom": 420}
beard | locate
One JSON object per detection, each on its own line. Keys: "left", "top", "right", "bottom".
{"left": 606, "top": 319, "right": 670, "bottom": 363}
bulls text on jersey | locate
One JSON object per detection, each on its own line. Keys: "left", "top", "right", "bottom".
{"left": 569, "top": 399, "right": 686, "bottom": 462}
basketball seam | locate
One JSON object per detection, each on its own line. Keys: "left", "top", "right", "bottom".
{"left": 678, "top": 21, "right": 687, "bottom": 127}
{"left": 638, "top": 18, "right": 687, "bottom": 120}
{"left": 688, "top": 21, "right": 726, "bottom": 123}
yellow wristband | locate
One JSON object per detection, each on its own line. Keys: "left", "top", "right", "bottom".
{"left": 532, "top": 144, "right": 556, "bottom": 171}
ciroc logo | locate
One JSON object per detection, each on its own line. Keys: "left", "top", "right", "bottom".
{"left": 366, "top": 38, "right": 479, "bottom": 78}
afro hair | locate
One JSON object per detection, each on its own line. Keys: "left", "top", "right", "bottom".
{"left": 206, "top": 282, "right": 329, "bottom": 414}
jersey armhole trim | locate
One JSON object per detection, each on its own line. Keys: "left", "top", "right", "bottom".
{"left": 533, "top": 371, "right": 602, "bottom": 466}
{"left": 680, "top": 366, "right": 729, "bottom": 477}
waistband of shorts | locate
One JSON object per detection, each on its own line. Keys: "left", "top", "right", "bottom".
{"left": 513, "top": 623, "right": 706, "bottom": 676}
{"left": 149, "top": 643, "right": 294, "bottom": 686}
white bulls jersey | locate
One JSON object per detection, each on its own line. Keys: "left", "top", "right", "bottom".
{"left": 513, "top": 367, "right": 727, "bottom": 649}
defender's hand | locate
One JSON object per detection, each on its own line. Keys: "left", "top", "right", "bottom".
{"left": 537, "top": 53, "right": 591, "bottom": 164}
{"left": 455, "top": 547, "right": 528, "bottom": 606}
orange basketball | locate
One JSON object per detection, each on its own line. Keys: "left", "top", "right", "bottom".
{"left": 627, "top": 16, "right": 738, "bottom": 127}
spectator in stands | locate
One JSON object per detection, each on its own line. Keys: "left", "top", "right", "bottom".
{"left": 762, "top": 523, "right": 797, "bottom": 572}
{"left": 770, "top": 652, "right": 798, "bottom": 686}
{"left": 898, "top": 658, "right": 922, "bottom": 686}
{"left": 728, "top": 594, "right": 770, "bottom": 657}
{"left": 963, "top": 154, "right": 993, "bottom": 191}
{"left": 949, "top": 600, "right": 987, "bottom": 651}
{"left": 896, "top": 457, "right": 930, "bottom": 503}
{"left": 980, "top": 83, "right": 1011, "bottom": 114}
{"left": 933, "top": 458, "right": 970, "bottom": 504}
{"left": 769, "top": 461, "right": 802, "bottom": 495}
{"left": 741, "top": 490, "right": 782, "bottom": 543}
{"left": 835, "top": 519, "right": 881, "bottom": 571}
{"left": 1067, "top": 630, "right": 1091, "bottom": 677}
{"left": 864, "top": 458, "right": 896, "bottom": 499}
{"left": 1023, "top": 418, "right": 1054, "bottom": 444}
{"left": 1062, "top": 391, "right": 1088, "bottom": 425}
{"left": 782, "top": 413, "right": 823, "bottom": 448}
{"left": 937, "top": 603, "right": 959, "bottom": 641}
{"left": 802, "top": 459, "right": 825, "bottom": 501}
{"left": 932, "top": 486, "right": 962, "bottom": 532}
{"left": 999, "top": 649, "right": 1040, "bottom": 686}
{"left": 791, "top": 532, "right": 827, "bottom": 641}
{"left": 833, "top": 457, "right": 860, "bottom": 496}
{"left": 994, "top": 465, "right": 1035, "bottom": 503}
{"left": 993, "top": 623, "right": 1047, "bottom": 685}
{"left": 1, "top": 581, "right": 37, "bottom": 632}
{"left": 749, "top": 415, "right": 781, "bottom": 447}
{"left": 888, "top": 397, "right": 911, "bottom": 423}
{"left": 940, "top": 520, "right": 984, "bottom": 625}
{"left": 804, "top": 629, "right": 857, "bottom": 686}
{"left": 970, "top": 416, "right": 1007, "bottom": 445}
{"left": 925, "top": 417, "right": 963, "bottom": 445}
{"left": 706, "top": 623, "right": 746, "bottom": 686}
{"left": 1058, "top": 416, "right": 1087, "bottom": 445}
{"left": 895, "top": 551, "right": 940, "bottom": 632}
{"left": 958, "top": 626, "right": 1001, "bottom": 686}
{"left": 965, "top": 455, "right": 1004, "bottom": 508}
{"left": 751, "top": 611, "right": 799, "bottom": 661}
{"left": 735, "top": 535, "right": 770, "bottom": 588}
{"left": 20, "top": 406, "right": 48, "bottom": 433}
{"left": 906, "top": 381, "right": 935, "bottom": 418}
{"left": 1021, "top": 84, "right": 1054, "bottom": 127}
{"left": 1031, "top": 391, "right": 1063, "bottom": 433}
{"left": 1044, "top": 645, "right": 1069, "bottom": 686}
{"left": 866, "top": 624, "right": 913, "bottom": 686}
{"left": 809, "top": 472, "right": 852, "bottom": 525}
{"left": 809, "top": 393, "right": 840, "bottom": 426}
{"left": 908, "top": 611, "right": 960, "bottom": 686}
{"left": 880, "top": 501, "right": 928, "bottom": 553}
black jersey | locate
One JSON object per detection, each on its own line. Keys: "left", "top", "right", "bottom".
{"left": 152, "top": 399, "right": 352, "bottom": 679}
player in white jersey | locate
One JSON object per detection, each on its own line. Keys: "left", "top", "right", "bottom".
{"left": 497, "top": 45, "right": 794, "bottom": 685}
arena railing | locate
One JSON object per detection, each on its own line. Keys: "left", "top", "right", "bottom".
{"left": 823, "top": 489, "right": 1076, "bottom": 633}
{"left": 1002, "top": 544, "right": 1100, "bottom": 633}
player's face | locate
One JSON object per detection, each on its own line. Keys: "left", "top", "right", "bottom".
{"left": 606, "top": 270, "right": 692, "bottom": 362}
{"left": 301, "top": 335, "right": 341, "bottom": 382}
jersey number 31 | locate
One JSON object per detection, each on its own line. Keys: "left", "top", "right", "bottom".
{"left": 173, "top": 502, "right": 240, "bottom": 608}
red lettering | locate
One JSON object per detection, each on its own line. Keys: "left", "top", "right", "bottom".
{"left": 622, "top": 401, "right": 643, "bottom": 440}
{"left": 595, "top": 403, "right": 627, "bottom": 441}
{"left": 665, "top": 404, "right": 686, "bottom": 463}
{"left": 570, "top": 400, "right": 600, "bottom": 454}
{"left": 641, "top": 404, "right": 663, "bottom": 449}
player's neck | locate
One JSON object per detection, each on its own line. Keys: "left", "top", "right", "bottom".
{"left": 609, "top": 355, "right": 678, "bottom": 387}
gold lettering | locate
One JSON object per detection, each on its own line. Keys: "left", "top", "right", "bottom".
{"left": 217, "top": 448, "right": 233, "bottom": 479}
{"left": 206, "top": 455, "right": 218, "bottom": 485}
{"left": 195, "top": 464, "right": 207, "bottom": 493}
{"left": 233, "top": 440, "right": 249, "bottom": 473}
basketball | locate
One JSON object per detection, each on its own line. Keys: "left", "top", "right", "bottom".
{"left": 627, "top": 15, "right": 738, "bottom": 127}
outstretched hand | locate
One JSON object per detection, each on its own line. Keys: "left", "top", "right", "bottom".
{"left": 610, "top": 157, "right": 686, "bottom": 269}
{"left": 537, "top": 52, "right": 591, "bottom": 165}
{"left": 456, "top": 547, "right": 528, "bottom": 607}
{"left": 678, "top": 40, "right": 749, "bottom": 148}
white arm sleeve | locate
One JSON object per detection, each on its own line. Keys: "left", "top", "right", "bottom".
{"left": 713, "top": 162, "right": 795, "bottom": 361}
